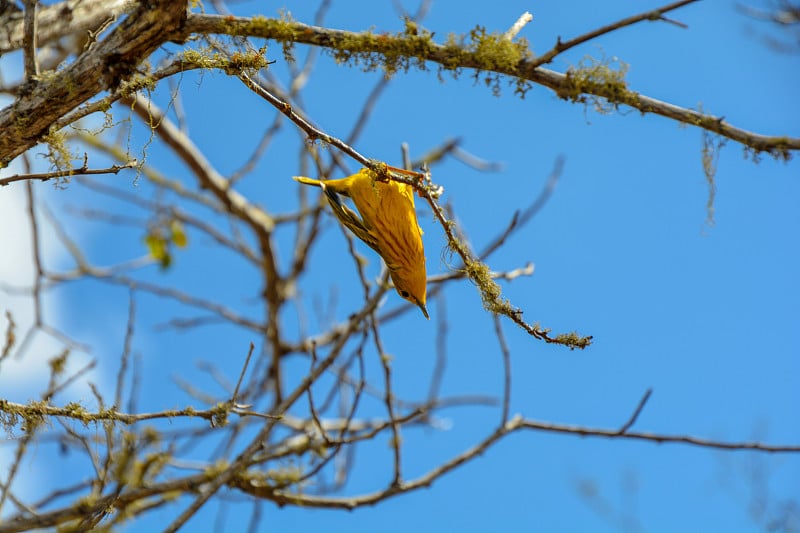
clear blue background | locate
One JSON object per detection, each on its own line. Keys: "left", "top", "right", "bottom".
{"left": 1, "top": 1, "right": 798, "bottom": 532}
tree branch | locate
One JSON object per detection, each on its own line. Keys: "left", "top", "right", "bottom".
{"left": 532, "top": 0, "right": 699, "bottom": 67}
{"left": 0, "top": 0, "right": 135, "bottom": 53}
{"left": 21, "top": 0, "right": 38, "bottom": 79}
{"left": 0, "top": 0, "right": 186, "bottom": 167}
{"left": 231, "top": 414, "right": 800, "bottom": 510}
{"left": 0, "top": 160, "right": 137, "bottom": 186}
{"left": 184, "top": 12, "right": 799, "bottom": 157}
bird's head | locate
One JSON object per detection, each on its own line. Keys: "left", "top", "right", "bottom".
{"left": 390, "top": 268, "right": 428, "bottom": 319}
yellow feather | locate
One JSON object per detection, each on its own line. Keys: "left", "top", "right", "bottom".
{"left": 293, "top": 169, "right": 428, "bottom": 318}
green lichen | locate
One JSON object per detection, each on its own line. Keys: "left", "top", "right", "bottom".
{"left": 228, "top": 47, "right": 272, "bottom": 73}
{"left": 20, "top": 400, "right": 49, "bottom": 433}
{"left": 233, "top": 462, "right": 307, "bottom": 492}
{"left": 42, "top": 127, "right": 78, "bottom": 182}
{"left": 119, "top": 73, "right": 157, "bottom": 98}
{"left": 267, "top": 465, "right": 304, "bottom": 486}
{"left": 181, "top": 47, "right": 271, "bottom": 76}
{"left": 141, "top": 426, "right": 161, "bottom": 443}
{"left": 240, "top": 16, "right": 538, "bottom": 96}
{"left": 322, "top": 21, "right": 532, "bottom": 93}
{"left": 470, "top": 26, "right": 529, "bottom": 71}
{"left": 205, "top": 459, "right": 230, "bottom": 480}
{"left": 56, "top": 495, "right": 102, "bottom": 532}
{"left": 96, "top": 406, "right": 122, "bottom": 423}
{"left": 48, "top": 349, "right": 70, "bottom": 376}
{"left": 464, "top": 259, "right": 507, "bottom": 313}
{"left": 131, "top": 451, "right": 168, "bottom": 486}
{"left": 553, "top": 331, "right": 593, "bottom": 351}
{"left": 63, "top": 402, "right": 92, "bottom": 425}
{"left": 111, "top": 431, "right": 138, "bottom": 484}
{"left": 445, "top": 224, "right": 592, "bottom": 350}
{"left": 559, "top": 55, "right": 633, "bottom": 113}
{"left": 444, "top": 230, "right": 513, "bottom": 315}
{"left": 99, "top": 445, "right": 166, "bottom": 494}
{"left": 442, "top": 26, "right": 533, "bottom": 96}
{"left": 235, "top": 11, "right": 298, "bottom": 62}
{"left": 0, "top": 400, "right": 19, "bottom": 433}
{"left": 327, "top": 21, "right": 436, "bottom": 76}
{"left": 209, "top": 402, "right": 231, "bottom": 427}
{"left": 701, "top": 130, "right": 724, "bottom": 228}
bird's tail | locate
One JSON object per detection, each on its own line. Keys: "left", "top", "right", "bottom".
{"left": 293, "top": 176, "right": 322, "bottom": 187}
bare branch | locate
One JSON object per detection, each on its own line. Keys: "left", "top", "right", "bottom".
{"left": 533, "top": 0, "right": 699, "bottom": 67}
{"left": 0, "top": 0, "right": 136, "bottom": 54}
{"left": 0, "top": 160, "right": 137, "bottom": 186}
{"left": 114, "top": 289, "right": 136, "bottom": 409}
{"left": 21, "top": 0, "right": 38, "bottom": 79}
{"left": 492, "top": 314, "right": 511, "bottom": 425}
{"left": 479, "top": 156, "right": 563, "bottom": 260}
{"left": 231, "top": 342, "right": 255, "bottom": 406}
{"left": 233, "top": 414, "right": 800, "bottom": 510}
{"left": 519, "top": 418, "right": 800, "bottom": 452}
{"left": 503, "top": 11, "right": 533, "bottom": 41}
{"left": 238, "top": 71, "right": 372, "bottom": 168}
{"left": 618, "top": 389, "right": 654, "bottom": 434}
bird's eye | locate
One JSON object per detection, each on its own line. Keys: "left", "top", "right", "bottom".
{"left": 398, "top": 290, "right": 410, "bottom": 298}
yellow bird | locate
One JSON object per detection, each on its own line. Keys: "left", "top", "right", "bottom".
{"left": 294, "top": 168, "right": 429, "bottom": 319}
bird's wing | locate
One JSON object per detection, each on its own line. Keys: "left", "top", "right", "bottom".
{"left": 322, "top": 184, "right": 381, "bottom": 253}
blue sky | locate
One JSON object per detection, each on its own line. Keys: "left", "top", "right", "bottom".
{"left": 1, "top": 1, "right": 798, "bottom": 532}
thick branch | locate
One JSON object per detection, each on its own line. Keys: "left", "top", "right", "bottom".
{"left": 0, "top": 0, "right": 136, "bottom": 53}
{"left": 0, "top": 0, "right": 186, "bottom": 167}
{"left": 183, "top": 13, "right": 800, "bottom": 157}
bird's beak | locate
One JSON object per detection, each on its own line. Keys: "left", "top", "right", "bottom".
{"left": 417, "top": 301, "right": 429, "bottom": 320}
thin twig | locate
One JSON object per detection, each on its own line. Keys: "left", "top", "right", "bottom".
{"left": 427, "top": 295, "right": 448, "bottom": 405}
{"left": 0, "top": 311, "right": 16, "bottom": 362}
{"left": 370, "top": 317, "right": 403, "bottom": 485}
{"left": 533, "top": 0, "right": 699, "bottom": 67}
{"left": 503, "top": 11, "right": 533, "bottom": 41}
{"left": 618, "top": 388, "right": 653, "bottom": 434}
{"left": 492, "top": 314, "right": 512, "bottom": 425}
{"left": 238, "top": 71, "right": 370, "bottom": 168}
{"left": 295, "top": 338, "right": 368, "bottom": 488}
{"left": 0, "top": 160, "right": 137, "bottom": 186}
{"left": 306, "top": 341, "right": 332, "bottom": 444}
{"left": 345, "top": 76, "right": 391, "bottom": 145}
{"left": 450, "top": 145, "right": 504, "bottom": 172}
{"left": 43, "top": 358, "right": 97, "bottom": 403}
{"left": 0, "top": 399, "right": 278, "bottom": 426}
{"left": 479, "top": 156, "right": 563, "bottom": 260}
{"left": 25, "top": 178, "right": 43, "bottom": 329}
{"left": 115, "top": 289, "right": 136, "bottom": 409}
{"left": 231, "top": 342, "right": 256, "bottom": 405}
